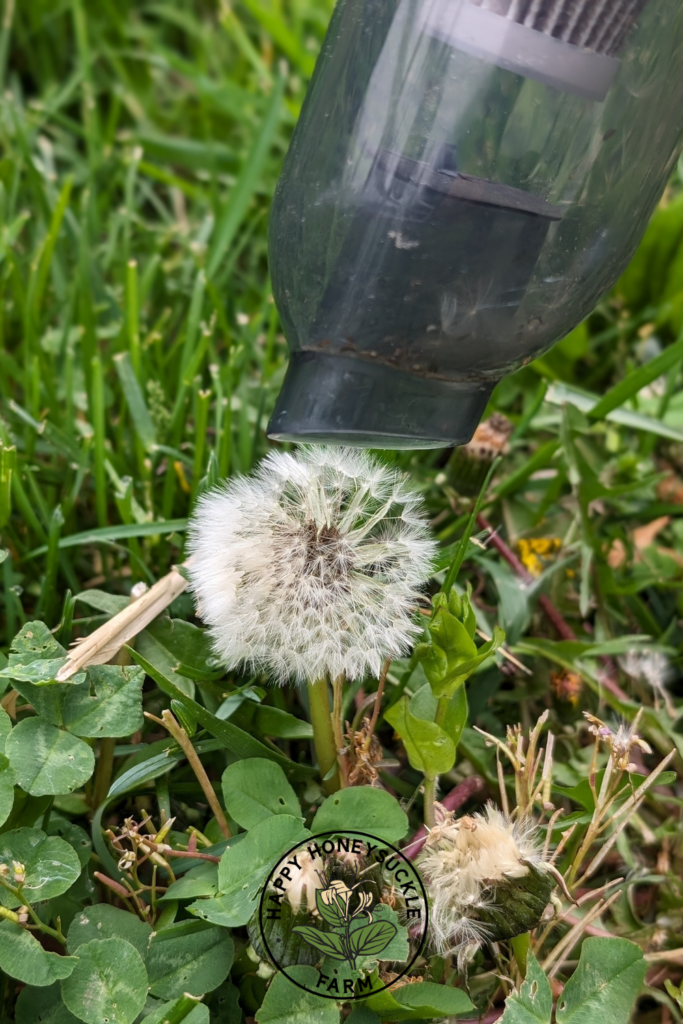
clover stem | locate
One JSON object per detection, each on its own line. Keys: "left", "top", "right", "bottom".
{"left": 511, "top": 931, "right": 531, "bottom": 978}
{"left": 307, "top": 678, "right": 340, "bottom": 794}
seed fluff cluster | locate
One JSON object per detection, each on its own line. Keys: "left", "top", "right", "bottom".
{"left": 418, "top": 805, "right": 550, "bottom": 964}
{"left": 187, "top": 446, "right": 435, "bottom": 684}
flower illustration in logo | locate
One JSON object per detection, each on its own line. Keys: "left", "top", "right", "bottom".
{"left": 292, "top": 879, "right": 397, "bottom": 967}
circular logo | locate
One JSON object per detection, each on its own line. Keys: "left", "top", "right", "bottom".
{"left": 257, "top": 830, "right": 428, "bottom": 1000}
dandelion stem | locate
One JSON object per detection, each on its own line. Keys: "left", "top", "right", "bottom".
{"left": 307, "top": 678, "right": 341, "bottom": 794}
{"left": 423, "top": 775, "right": 437, "bottom": 828}
{"left": 510, "top": 931, "right": 531, "bottom": 978}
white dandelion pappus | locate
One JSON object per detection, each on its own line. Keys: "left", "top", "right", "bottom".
{"left": 187, "top": 447, "right": 436, "bottom": 685}
{"left": 418, "top": 805, "right": 549, "bottom": 962}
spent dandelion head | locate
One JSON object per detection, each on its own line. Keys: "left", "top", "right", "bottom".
{"left": 419, "top": 804, "right": 554, "bottom": 966}
{"left": 187, "top": 446, "right": 436, "bottom": 685}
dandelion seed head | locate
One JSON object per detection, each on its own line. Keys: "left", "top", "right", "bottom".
{"left": 419, "top": 805, "right": 546, "bottom": 962}
{"left": 187, "top": 446, "right": 436, "bottom": 684}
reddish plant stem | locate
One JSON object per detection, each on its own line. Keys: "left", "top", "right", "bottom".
{"left": 143, "top": 840, "right": 221, "bottom": 863}
{"left": 475, "top": 514, "right": 629, "bottom": 703}
{"left": 403, "top": 776, "right": 485, "bottom": 860}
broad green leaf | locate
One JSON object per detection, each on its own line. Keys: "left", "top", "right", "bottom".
{"left": 48, "top": 820, "right": 92, "bottom": 868}
{"left": 348, "top": 920, "right": 397, "bottom": 958}
{"left": 0, "top": 828, "right": 81, "bottom": 909}
{"left": 144, "top": 617, "right": 216, "bottom": 679}
{"left": 191, "top": 816, "right": 310, "bottom": 927}
{"left": 221, "top": 758, "right": 302, "bottom": 829}
{"left": 162, "top": 862, "right": 218, "bottom": 902}
{"left": 311, "top": 787, "right": 408, "bottom": 844}
{"left": 207, "top": 980, "right": 242, "bottom": 1023}
{"left": 67, "top": 905, "right": 152, "bottom": 958}
{"left": 0, "top": 622, "right": 84, "bottom": 686}
{"left": 0, "top": 920, "right": 76, "bottom": 986}
{"left": 0, "top": 707, "right": 12, "bottom": 752}
{"left": 347, "top": 1008, "right": 381, "bottom": 1024}
{"left": 385, "top": 697, "right": 455, "bottom": 777}
{"left": 16, "top": 982, "right": 81, "bottom": 1023}
{"left": 482, "top": 558, "right": 531, "bottom": 645}
{"left": 6, "top": 718, "right": 94, "bottom": 795}
{"left": 555, "top": 937, "right": 646, "bottom": 1024}
{"left": 255, "top": 965, "right": 340, "bottom": 1024}
{"left": 0, "top": 751, "right": 15, "bottom": 828}
{"left": 61, "top": 665, "right": 144, "bottom": 737}
{"left": 137, "top": 629, "right": 197, "bottom": 699}
{"left": 499, "top": 952, "right": 552, "bottom": 1023}
{"left": 61, "top": 938, "right": 148, "bottom": 1024}
{"left": 291, "top": 926, "right": 347, "bottom": 961}
{"left": 234, "top": 701, "right": 314, "bottom": 740}
{"left": 15, "top": 665, "right": 145, "bottom": 737}
{"left": 364, "top": 980, "right": 474, "bottom": 1021}
{"left": 146, "top": 921, "right": 234, "bottom": 999}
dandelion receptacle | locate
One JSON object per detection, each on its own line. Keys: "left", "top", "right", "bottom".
{"left": 267, "top": 0, "right": 683, "bottom": 448}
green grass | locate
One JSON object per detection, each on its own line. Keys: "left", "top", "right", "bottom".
{"left": 0, "top": 6, "right": 683, "bottom": 1022}
{"left": 0, "top": 0, "right": 682, "bottom": 663}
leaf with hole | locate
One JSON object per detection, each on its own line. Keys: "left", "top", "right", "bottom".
{"left": 499, "top": 952, "right": 552, "bottom": 1024}
{"left": 67, "top": 905, "right": 152, "bottom": 958}
{"left": 555, "top": 937, "right": 646, "bottom": 1024}
{"left": 145, "top": 920, "right": 234, "bottom": 999}
{"left": 0, "top": 622, "right": 83, "bottom": 686}
{"left": 311, "top": 787, "right": 408, "bottom": 843}
{"left": 221, "top": 758, "right": 302, "bottom": 829}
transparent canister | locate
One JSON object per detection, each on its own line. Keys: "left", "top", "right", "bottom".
{"left": 267, "top": 0, "right": 683, "bottom": 447}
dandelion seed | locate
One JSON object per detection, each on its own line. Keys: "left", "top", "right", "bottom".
{"left": 418, "top": 804, "right": 553, "bottom": 966}
{"left": 619, "top": 650, "right": 676, "bottom": 717}
{"left": 187, "top": 447, "right": 435, "bottom": 684}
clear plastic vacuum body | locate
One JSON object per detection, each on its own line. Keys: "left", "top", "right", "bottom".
{"left": 267, "top": 0, "right": 683, "bottom": 448}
